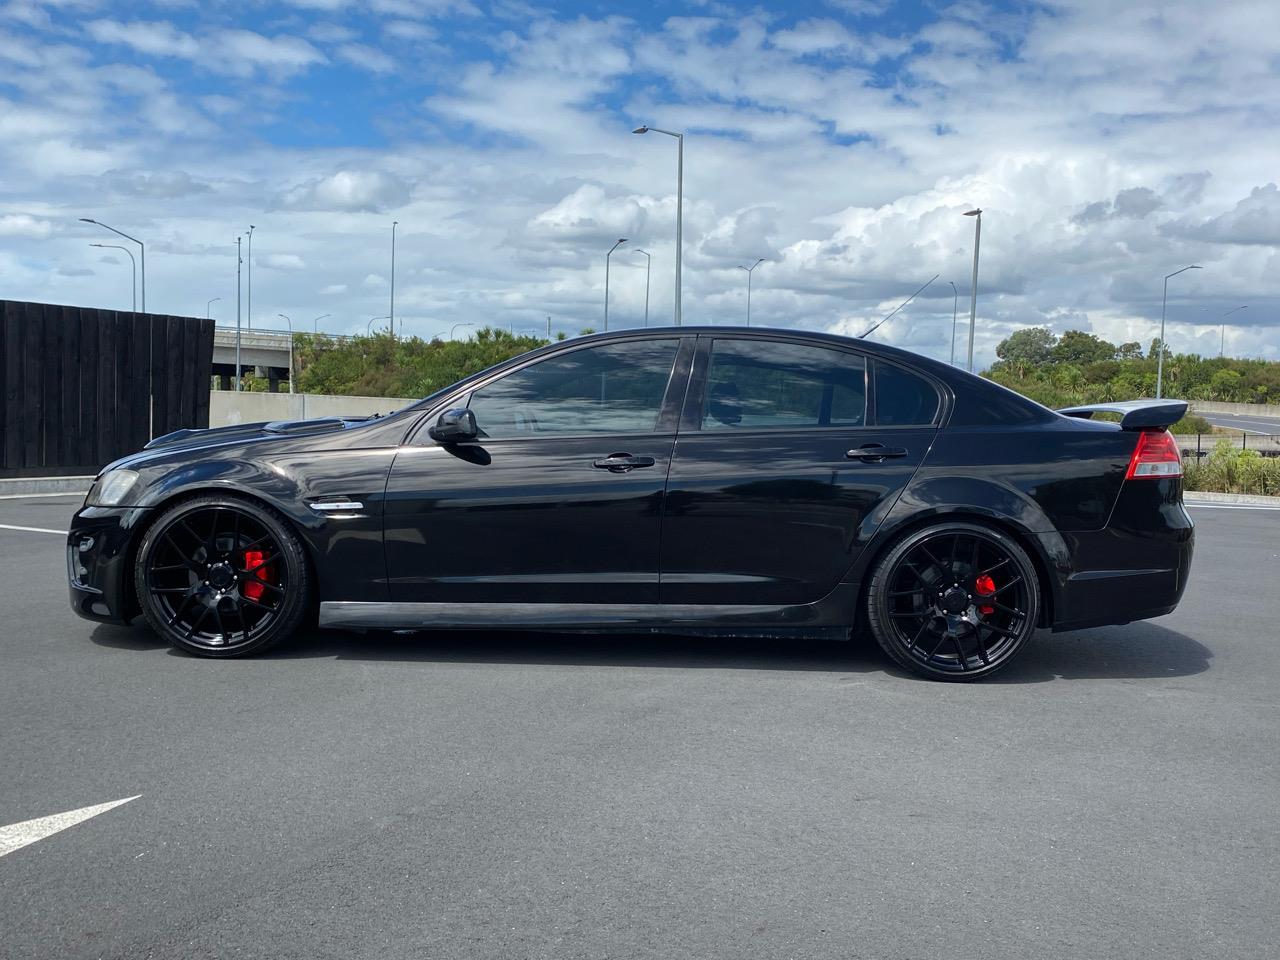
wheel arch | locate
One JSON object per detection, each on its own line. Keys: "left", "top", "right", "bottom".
{"left": 851, "top": 507, "right": 1059, "bottom": 632}
{"left": 123, "top": 485, "right": 322, "bottom": 621}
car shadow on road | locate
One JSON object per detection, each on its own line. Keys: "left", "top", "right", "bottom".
{"left": 87, "top": 616, "right": 1210, "bottom": 683}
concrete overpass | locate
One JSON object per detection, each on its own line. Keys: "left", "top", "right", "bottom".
{"left": 212, "top": 326, "right": 353, "bottom": 391}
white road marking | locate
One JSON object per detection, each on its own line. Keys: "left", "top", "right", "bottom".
{"left": 0, "top": 491, "right": 86, "bottom": 501}
{"left": 0, "top": 796, "right": 140, "bottom": 859}
{"left": 0, "top": 523, "right": 67, "bottom": 535}
{"left": 1186, "top": 503, "right": 1280, "bottom": 512}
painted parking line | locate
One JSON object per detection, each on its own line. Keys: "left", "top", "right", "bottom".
{"left": 0, "top": 796, "right": 140, "bottom": 859}
{"left": 1186, "top": 503, "right": 1280, "bottom": 512}
{"left": 0, "top": 523, "right": 67, "bottom": 535}
{"left": 0, "top": 491, "right": 86, "bottom": 501}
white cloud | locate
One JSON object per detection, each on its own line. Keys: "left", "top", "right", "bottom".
{"left": 278, "top": 170, "right": 411, "bottom": 212}
{"left": 210, "top": 29, "right": 327, "bottom": 78}
{"left": 260, "top": 252, "right": 307, "bottom": 270}
{"left": 0, "top": 213, "right": 53, "bottom": 238}
{"left": 336, "top": 42, "right": 395, "bottom": 73}
{"left": 85, "top": 19, "right": 200, "bottom": 59}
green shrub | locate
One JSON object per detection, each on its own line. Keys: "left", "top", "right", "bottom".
{"left": 1183, "top": 440, "right": 1280, "bottom": 495}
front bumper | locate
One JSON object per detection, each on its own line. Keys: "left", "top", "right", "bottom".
{"left": 67, "top": 506, "right": 151, "bottom": 624}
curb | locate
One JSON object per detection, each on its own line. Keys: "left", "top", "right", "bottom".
{"left": 1184, "top": 490, "right": 1280, "bottom": 506}
{"left": 0, "top": 476, "right": 94, "bottom": 498}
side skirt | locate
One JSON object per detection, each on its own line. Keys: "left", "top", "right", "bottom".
{"left": 319, "top": 592, "right": 857, "bottom": 636}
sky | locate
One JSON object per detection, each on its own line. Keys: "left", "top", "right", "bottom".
{"left": 2, "top": 0, "right": 1279, "bottom": 368}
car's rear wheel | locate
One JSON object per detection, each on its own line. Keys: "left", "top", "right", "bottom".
{"left": 866, "top": 521, "right": 1040, "bottom": 681}
{"left": 134, "top": 495, "right": 311, "bottom": 657}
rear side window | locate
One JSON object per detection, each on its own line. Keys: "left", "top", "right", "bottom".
{"left": 701, "top": 339, "right": 866, "bottom": 431}
{"left": 875, "top": 362, "right": 940, "bottom": 426}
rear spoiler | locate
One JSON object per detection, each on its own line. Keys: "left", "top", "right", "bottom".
{"left": 1056, "top": 399, "right": 1188, "bottom": 431}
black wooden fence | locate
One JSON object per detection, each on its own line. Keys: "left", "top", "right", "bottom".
{"left": 1, "top": 300, "right": 214, "bottom": 477}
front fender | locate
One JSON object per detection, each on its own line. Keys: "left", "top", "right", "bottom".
{"left": 129, "top": 448, "right": 396, "bottom": 604}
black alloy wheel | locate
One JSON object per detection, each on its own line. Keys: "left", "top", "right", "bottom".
{"left": 866, "top": 522, "right": 1040, "bottom": 681}
{"left": 134, "top": 495, "right": 311, "bottom": 657}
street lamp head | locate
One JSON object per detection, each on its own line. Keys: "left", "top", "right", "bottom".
{"left": 79, "top": 217, "right": 96, "bottom": 224}
{"left": 632, "top": 126, "right": 648, "bottom": 134}
{"left": 964, "top": 209, "right": 982, "bottom": 217}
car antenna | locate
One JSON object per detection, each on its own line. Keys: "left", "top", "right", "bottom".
{"left": 858, "top": 274, "right": 939, "bottom": 339}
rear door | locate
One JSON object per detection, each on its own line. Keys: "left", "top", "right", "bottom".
{"left": 384, "top": 336, "right": 692, "bottom": 604}
{"left": 659, "top": 335, "right": 942, "bottom": 606}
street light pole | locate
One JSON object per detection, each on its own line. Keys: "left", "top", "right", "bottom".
{"left": 1219, "top": 305, "right": 1247, "bottom": 358}
{"left": 963, "top": 209, "right": 982, "bottom": 372}
{"left": 948, "top": 281, "right": 959, "bottom": 365}
{"left": 450, "top": 322, "right": 473, "bottom": 341}
{"left": 390, "top": 220, "right": 398, "bottom": 339}
{"left": 635, "top": 249, "right": 651, "bottom": 326}
{"left": 366, "top": 315, "right": 390, "bottom": 335}
{"left": 1156, "top": 264, "right": 1202, "bottom": 399}
{"left": 235, "top": 235, "right": 243, "bottom": 392}
{"left": 311, "top": 313, "right": 331, "bottom": 334}
{"left": 246, "top": 224, "right": 255, "bottom": 329}
{"left": 633, "top": 125, "right": 683, "bottom": 325}
{"left": 737, "top": 258, "right": 765, "bottom": 326}
{"left": 89, "top": 243, "right": 136, "bottom": 311}
{"left": 604, "top": 238, "right": 627, "bottom": 331}
{"left": 277, "top": 314, "right": 294, "bottom": 394}
{"left": 206, "top": 297, "right": 221, "bottom": 319}
{"left": 80, "top": 218, "right": 144, "bottom": 313}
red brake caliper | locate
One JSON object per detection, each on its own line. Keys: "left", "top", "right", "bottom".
{"left": 975, "top": 574, "right": 996, "bottom": 616}
{"left": 243, "top": 549, "right": 272, "bottom": 601}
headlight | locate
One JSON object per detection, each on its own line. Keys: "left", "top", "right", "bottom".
{"left": 87, "top": 469, "right": 141, "bottom": 506}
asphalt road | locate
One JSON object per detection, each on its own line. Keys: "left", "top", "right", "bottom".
{"left": 1198, "top": 411, "right": 1280, "bottom": 434}
{"left": 1, "top": 494, "right": 1277, "bottom": 960}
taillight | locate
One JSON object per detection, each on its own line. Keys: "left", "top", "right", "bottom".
{"left": 1125, "top": 429, "right": 1182, "bottom": 480}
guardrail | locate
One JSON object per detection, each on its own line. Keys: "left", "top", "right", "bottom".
{"left": 1175, "top": 433, "right": 1280, "bottom": 458}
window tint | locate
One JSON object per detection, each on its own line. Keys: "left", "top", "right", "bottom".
{"left": 467, "top": 339, "right": 679, "bottom": 439}
{"left": 701, "top": 339, "right": 866, "bottom": 431}
{"left": 875, "top": 362, "right": 940, "bottom": 425}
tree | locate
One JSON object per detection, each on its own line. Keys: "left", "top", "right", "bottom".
{"left": 1052, "top": 330, "right": 1117, "bottom": 365}
{"left": 995, "top": 327, "right": 1057, "bottom": 368}
{"left": 1116, "top": 341, "right": 1143, "bottom": 361}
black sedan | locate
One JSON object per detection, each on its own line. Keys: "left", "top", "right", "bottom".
{"left": 68, "top": 327, "right": 1194, "bottom": 680}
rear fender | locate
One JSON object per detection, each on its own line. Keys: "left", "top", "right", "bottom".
{"left": 843, "top": 475, "right": 1071, "bottom": 629}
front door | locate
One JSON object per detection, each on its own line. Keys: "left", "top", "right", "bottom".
{"left": 660, "top": 336, "right": 940, "bottom": 606}
{"left": 384, "top": 336, "right": 690, "bottom": 604}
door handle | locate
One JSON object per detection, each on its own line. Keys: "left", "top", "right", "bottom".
{"left": 847, "top": 443, "right": 908, "bottom": 463}
{"left": 593, "top": 453, "right": 656, "bottom": 473}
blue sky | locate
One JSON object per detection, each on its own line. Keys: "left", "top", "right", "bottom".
{"left": 2, "top": 0, "right": 1279, "bottom": 365}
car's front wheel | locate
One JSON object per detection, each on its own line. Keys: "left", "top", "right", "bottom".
{"left": 866, "top": 521, "right": 1040, "bottom": 681}
{"left": 134, "top": 495, "right": 312, "bottom": 657}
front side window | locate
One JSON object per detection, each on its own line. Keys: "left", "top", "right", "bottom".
{"left": 701, "top": 339, "right": 866, "bottom": 431}
{"left": 467, "top": 339, "right": 679, "bottom": 439}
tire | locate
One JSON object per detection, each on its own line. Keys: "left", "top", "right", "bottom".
{"left": 866, "top": 521, "right": 1040, "bottom": 681}
{"left": 134, "top": 494, "right": 312, "bottom": 658}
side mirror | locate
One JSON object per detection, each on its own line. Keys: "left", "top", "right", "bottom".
{"left": 428, "top": 408, "right": 478, "bottom": 444}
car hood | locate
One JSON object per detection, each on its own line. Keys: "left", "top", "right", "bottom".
{"left": 97, "top": 416, "right": 374, "bottom": 474}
